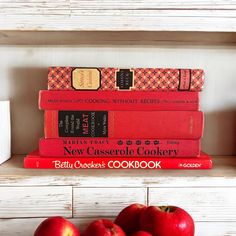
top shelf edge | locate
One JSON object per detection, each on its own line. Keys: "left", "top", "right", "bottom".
{"left": 1, "top": 30, "right": 236, "bottom": 46}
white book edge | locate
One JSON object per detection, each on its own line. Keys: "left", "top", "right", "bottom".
{"left": 0, "top": 101, "right": 11, "bottom": 165}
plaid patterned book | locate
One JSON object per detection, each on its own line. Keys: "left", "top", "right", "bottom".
{"left": 48, "top": 67, "right": 204, "bottom": 92}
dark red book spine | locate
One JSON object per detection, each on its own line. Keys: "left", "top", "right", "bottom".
{"left": 24, "top": 151, "right": 212, "bottom": 169}
{"left": 39, "top": 138, "right": 200, "bottom": 157}
{"left": 39, "top": 90, "right": 199, "bottom": 111}
{"left": 48, "top": 67, "right": 204, "bottom": 92}
{"left": 44, "top": 110, "right": 204, "bottom": 139}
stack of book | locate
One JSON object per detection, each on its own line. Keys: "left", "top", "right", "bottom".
{"left": 24, "top": 67, "right": 212, "bottom": 169}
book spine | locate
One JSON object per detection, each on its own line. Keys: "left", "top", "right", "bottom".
{"left": 24, "top": 156, "right": 212, "bottom": 169}
{"left": 39, "top": 138, "right": 200, "bottom": 157}
{"left": 48, "top": 67, "right": 204, "bottom": 92}
{"left": 44, "top": 110, "right": 204, "bottom": 139}
{"left": 39, "top": 90, "right": 199, "bottom": 111}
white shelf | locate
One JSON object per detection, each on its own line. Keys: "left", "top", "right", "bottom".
{"left": 0, "top": 2, "right": 236, "bottom": 234}
{"left": 1, "top": 0, "right": 236, "bottom": 32}
{"left": 1, "top": 155, "right": 236, "bottom": 187}
{"left": 0, "top": 156, "right": 236, "bottom": 236}
{"left": 1, "top": 1, "right": 236, "bottom": 45}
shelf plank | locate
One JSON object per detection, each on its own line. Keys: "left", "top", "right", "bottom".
{"left": 2, "top": 0, "right": 236, "bottom": 10}
{"left": 73, "top": 187, "right": 147, "bottom": 218}
{"left": 0, "top": 186, "right": 72, "bottom": 218}
{"left": 1, "top": 31, "right": 236, "bottom": 45}
{"left": 1, "top": 1, "right": 236, "bottom": 32}
{"left": 1, "top": 218, "right": 236, "bottom": 236}
{"left": 149, "top": 187, "right": 236, "bottom": 222}
{"left": 0, "top": 155, "right": 236, "bottom": 187}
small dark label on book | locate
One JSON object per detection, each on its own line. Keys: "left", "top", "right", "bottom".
{"left": 116, "top": 69, "right": 133, "bottom": 90}
{"left": 58, "top": 111, "right": 108, "bottom": 137}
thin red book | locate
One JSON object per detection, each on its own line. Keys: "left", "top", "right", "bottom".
{"left": 39, "top": 90, "right": 199, "bottom": 111}
{"left": 48, "top": 67, "right": 204, "bottom": 92}
{"left": 24, "top": 151, "right": 212, "bottom": 169}
{"left": 39, "top": 138, "right": 200, "bottom": 157}
{"left": 44, "top": 110, "right": 204, "bottom": 139}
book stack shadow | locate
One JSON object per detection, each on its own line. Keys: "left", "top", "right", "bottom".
{"left": 24, "top": 67, "right": 212, "bottom": 169}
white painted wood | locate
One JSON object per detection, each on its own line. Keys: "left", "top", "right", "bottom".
{"left": 0, "top": 218, "right": 93, "bottom": 236}
{"left": 2, "top": 1, "right": 236, "bottom": 10}
{"left": 196, "top": 222, "right": 236, "bottom": 236}
{"left": 73, "top": 187, "right": 147, "bottom": 217}
{"left": 1, "top": 1, "right": 236, "bottom": 31}
{"left": 1, "top": 13, "right": 236, "bottom": 32}
{"left": 0, "top": 186, "right": 72, "bottom": 218}
{"left": 1, "top": 156, "right": 236, "bottom": 187}
{"left": 149, "top": 187, "right": 236, "bottom": 222}
{"left": 0, "top": 45, "right": 236, "bottom": 155}
{"left": 71, "top": 0, "right": 236, "bottom": 10}
{"left": 2, "top": 9, "right": 236, "bottom": 17}
{"left": 1, "top": 218, "right": 236, "bottom": 236}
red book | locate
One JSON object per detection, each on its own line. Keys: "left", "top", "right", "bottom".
{"left": 24, "top": 150, "right": 212, "bottom": 169}
{"left": 39, "top": 90, "right": 199, "bottom": 111}
{"left": 39, "top": 138, "right": 200, "bottom": 157}
{"left": 48, "top": 67, "right": 204, "bottom": 92}
{"left": 44, "top": 110, "right": 204, "bottom": 139}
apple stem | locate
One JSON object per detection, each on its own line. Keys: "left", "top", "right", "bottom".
{"left": 159, "top": 206, "right": 171, "bottom": 213}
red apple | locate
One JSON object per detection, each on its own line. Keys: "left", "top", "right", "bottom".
{"left": 34, "top": 216, "right": 80, "bottom": 236}
{"left": 83, "top": 219, "right": 126, "bottom": 236}
{"left": 114, "top": 203, "right": 147, "bottom": 235}
{"left": 131, "top": 231, "right": 152, "bottom": 236}
{"left": 140, "top": 206, "right": 194, "bottom": 236}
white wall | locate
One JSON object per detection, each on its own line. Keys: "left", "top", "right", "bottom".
{"left": 0, "top": 45, "right": 235, "bottom": 155}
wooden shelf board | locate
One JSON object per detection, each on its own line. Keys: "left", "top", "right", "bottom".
{"left": 1, "top": 15, "right": 236, "bottom": 32}
{"left": 1, "top": 1, "right": 236, "bottom": 45}
{"left": 0, "top": 155, "right": 235, "bottom": 187}
{"left": 1, "top": 31, "right": 236, "bottom": 45}
{"left": 1, "top": 1, "right": 236, "bottom": 33}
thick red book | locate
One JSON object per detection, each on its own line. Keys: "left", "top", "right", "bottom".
{"left": 24, "top": 151, "right": 212, "bottom": 169}
{"left": 44, "top": 110, "right": 204, "bottom": 139}
{"left": 48, "top": 67, "right": 204, "bottom": 92}
{"left": 39, "top": 138, "right": 200, "bottom": 157}
{"left": 39, "top": 90, "right": 199, "bottom": 111}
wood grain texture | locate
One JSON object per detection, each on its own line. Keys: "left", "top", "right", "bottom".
{"left": 1, "top": 218, "right": 236, "bottom": 236}
{"left": 0, "top": 186, "right": 72, "bottom": 218}
{"left": 0, "top": 218, "right": 91, "bottom": 236}
{"left": 1, "top": 31, "right": 236, "bottom": 45}
{"left": 2, "top": 1, "right": 236, "bottom": 10}
{"left": 73, "top": 187, "right": 147, "bottom": 217}
{"left": 1, "top": 1, "right": 236, "bottom": 31}
{"left": 149, "top": 187, "right": 236, "bottom": 221}
{"left": 0, "top": 156, "right": 236, "bottom": 187}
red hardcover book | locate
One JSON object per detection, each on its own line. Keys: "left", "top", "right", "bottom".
{"left": 39, "top": 138, "right": 200, "bottom": 157}
{"left": 39, "top": 90, "right": 199, "bottom": 111}
{"left": 48, "top": 67, "right": 204, "bottom": 92}
{"left": 44, "top": 110, "right": 204, "bottom": 139}
{"left": 24, "top": 151, "right": 212, "bottom": 169}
